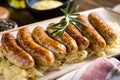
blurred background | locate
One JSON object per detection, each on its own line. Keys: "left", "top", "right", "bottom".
{"left": 0, "top": 0, "right": 120, "bottom": 26}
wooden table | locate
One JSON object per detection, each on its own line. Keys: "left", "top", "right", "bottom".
{"left": 0, "top": 0, "right": 120, "bottom": 26}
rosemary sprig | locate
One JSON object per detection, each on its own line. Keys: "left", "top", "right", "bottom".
{"left": 47, "top": 0, "right": 87, "bottom": 38}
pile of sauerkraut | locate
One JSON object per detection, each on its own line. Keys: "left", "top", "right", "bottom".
{"left": 0, "top": 47, "right": 88, "bottom": 80}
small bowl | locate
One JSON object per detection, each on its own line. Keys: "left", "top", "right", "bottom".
{"left": 0, "top": 19, "right": 18, "bottom": 32}
{"left": 25, "top": 0, "right": 74, "bottom": 20}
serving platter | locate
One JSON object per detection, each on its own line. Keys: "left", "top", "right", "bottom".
{"left": 0, "top": 7, "right": 120, "bottom": 80}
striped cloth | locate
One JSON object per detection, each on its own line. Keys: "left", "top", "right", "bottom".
{"left": 57, "top": 57, "right": 120, "bottom": 80}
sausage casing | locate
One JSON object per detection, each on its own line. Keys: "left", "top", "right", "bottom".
{"left": 66, "top": 23, "right": 90, "bottom": 50}
{"left": 47, "top": 24, "right": 78, "bottom": 54}
{"left": 77, "top": 15, "right": 106, "bottom": 52}
{"left": 88, "top": 12, "right": 117, "bottom": 44}
{"left": 1, "top": 33, "right": 34, "bottom": 69}
{"left": 17, "top": 27, "right": 55, "bottom": 66}
{"left": 32, "top": 26, "right": 66, "bottom": 59}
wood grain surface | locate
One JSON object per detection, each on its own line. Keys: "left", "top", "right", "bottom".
{"left": 0, "top": 0, "right": 120, "bottom": 26}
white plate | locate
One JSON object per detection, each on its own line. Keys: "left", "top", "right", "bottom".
{"left": 0, "top": 7, "right": 120, "bottom": 80}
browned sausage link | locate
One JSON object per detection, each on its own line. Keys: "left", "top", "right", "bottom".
{"left": 47, "top": 23, "right": 78, "bottom": 54}
{"left": 88, "top": 12, "right": 117, "bottom": 44}
{"left": 66, "top": 23, "right": 90, "bottom": 50}
{"left": 77, "top": 15, "right": 106, "bottom": 52}
{"left": 32, "top": 26, "right": 66, "bottom": 59}
{"left": 1, "top": 33, "right": 34, "bottom": 69}
{"left": 17, "top": 27, "right": 55, "bottom": 66}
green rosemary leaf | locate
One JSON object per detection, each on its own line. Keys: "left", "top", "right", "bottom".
{"left": 64, "top": 0, "right": 71, "bottom": 15}
{"left": 71, "top": 5, "right": 80, "bottom": 13}
{"left": 60, "top": 30, "right": 64, "bottom": 39}
{"left": 54, "top": 31, "right": 61, "bottom": 37}
{"left": 47, "top": 25, "right": 56, "bottom": 29}
{"left": 47, "top": 22, "right": 62, "bottom": 29}
{"left": 60, "top": 18, "right": 66, "bottom": 25}
{"left": 48, "top": 27, "right": 60, "bottom": 29}
{"left": 69, "top": 13, "right": 80, "bottom": 16}
{"left": 53, "top": 23, "right": 61, "bottom": 27}
{"left": 50, "top": 29, "right": 60, "bottom": 35}
{"left": 76, "top": 20, "right": 87, "bottom": 27}
{"left": 60, "top": 8, "right": 66, "bottom": 15}
{"left": 60, "top": 18, "right": 66, "bottom": 22}
{"left": 69, "top": 19, "right": 75, "bottom": 23}
{"left": 61, "top": 24, "right": 68, "bottom": 32}
{"left": 71, "top": 22, "right": 82, "bottom": 32}
{"left": 69, "top": 17, "right": 87, "bottom": 27}
{"left": 75, "top": 25, "right": 82, "bottom": 32}
{"left": 58, "top": 27, "right": 63, "bottom": 30}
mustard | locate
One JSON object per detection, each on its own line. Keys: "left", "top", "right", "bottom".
{"left": 32, "top": 0, "right": 63, "bottom": 10}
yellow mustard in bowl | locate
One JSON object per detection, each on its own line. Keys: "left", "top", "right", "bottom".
{"left": 32, "top": 0, "right": 63, "bottom": 10}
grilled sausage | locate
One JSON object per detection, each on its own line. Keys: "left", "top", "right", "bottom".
{"left": 77, "top": 15, "right": 106, "bottom": 52}
{"left": 17, "top": 27, "right": 55, "bottom": 66}
{"left": 66, "top": 23, "right": 90, "bottom": 50}
{"left": 32, "top": 26, "right": 66, "bottom": 59}
{"left": 46, "top": 23, "right": 78, "bottom": 54}
{"left": 88, "top": 12, "right": 117, "bottom": 44}
{"left": 1, "top": 33, "right": 34, "bottom": 69}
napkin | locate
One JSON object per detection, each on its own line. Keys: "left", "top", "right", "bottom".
{"left": 57, "top": 57, "right": 120, "bottom": 80}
